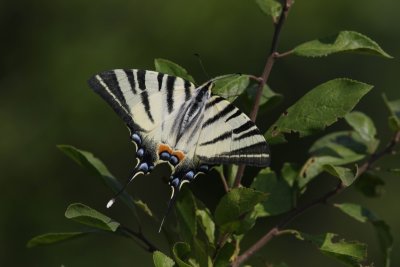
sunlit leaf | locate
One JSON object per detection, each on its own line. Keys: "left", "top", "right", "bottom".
{"left": 265, "top": 79, "right": 373, "bottom": 144}
{"left": 214, "top": 188, "right": 267, "bottom": 233}
{"left": 292, "top": 231, "right": 367, "bottom": 267}
{"left": 293, "top": 31, "right": 392, "bottom": 58}
{"left": 250, "top": 168, "right": 292, "bottom": 216}
{"left": 281, "top": 162, "right": 301, "bottom": 187}
{"left": 196, "top": 209, "right": 215, "bottom": 244}
{"left": 175, "top": 188, "right": 198, "bottom": 241}
{"left": 154, "top": 58, "right": 195, "bottom": 84}
{"left": 255, "top": 0, "right": 282, "bottom": 21}
{"left": 334, "top": 203, "right": 378, "bottom": 223}
{"left": 344, "top": 112, "right": 376, "bottom": 142}
{"left": 323, "top": 164, "right": 357, "bottom": 186}
{"left": 27, "top": 232, "right": 86, "bottom": 248}
{"left": 65, "top": 203, "right": 120, "bottom": 232}
{"left": 212, "top": 75, "right": 250, "bottom": 102}
{"left": 153, "top": 251, "right": 176, "bottom": 267}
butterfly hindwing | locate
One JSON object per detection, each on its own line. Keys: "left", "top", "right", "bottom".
{"left": 194, "top": 96, "right": 270, "bottom": 167}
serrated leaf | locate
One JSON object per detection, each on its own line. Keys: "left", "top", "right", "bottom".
{"left": 345, "top": 112, "right": 376, "bottom": 142}
{"left": 214, "top": 188, "right": 267, "bottom": 234}
{"left": 265, "top": 79, "right": 373, "bottom": 144}
{"left": 214, "top": 242, "right": 235, "bottom": 267}
{"left": 292, "top": 231, "right": 367, "bottom": 267}
{"left": 172, "top": 242, "right": 193, "bottom": 267}
{"left": 334, "top": 203, "right": 393, "bottom": 267}
{"left": 154, "top": 58, "right": 195, "bottom": 84}
{"left": 58, "top": 145, "right": 141, "bottom": 218}
{"left": 27, "top": 232, "right": 86, "bottom": 248}
{"left": 255, "top": 0, "right": 282, "bottom": 20}
{"left": 65, "top": 203, "right": 120, "bottom": 232}
{"left": 250, "top": 168, "right": 292, "bottom": 216}
{"left": 354, "top": 172, "right": 385, "bottom": 197}
{"left": 383, "top": 94, "right": 400, "bottom": 130}
{"left": 153, "top": 251, "right": 176, "bottom": 267}
{"left": 323, "top": 164, "right": 357, "bottom": 186}
{"left": 212, "top": 75, "right": 250, "bottom": 102}
{"left": 293, "top": 31, "right": 392, "bottom": 58}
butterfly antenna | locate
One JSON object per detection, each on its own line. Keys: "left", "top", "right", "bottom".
{"left": 194, "top": 53, "right": 210, "bottom": 81}
{"left": 106, "top": 168, "right": 142, "bottom": 208}
{"left": 158, "top": 185, "right": 180, "bottom": 233}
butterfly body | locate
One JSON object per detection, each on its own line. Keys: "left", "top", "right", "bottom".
{"left": 88, "top": 69, "right": 270, "bottom": 228}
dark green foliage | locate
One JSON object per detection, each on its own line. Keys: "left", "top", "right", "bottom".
{"left": 27, "top": 2, "right": 399, "bottom": 267}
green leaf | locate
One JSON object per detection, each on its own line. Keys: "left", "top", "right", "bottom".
{"left": 57, "top": 145, "right": 112, "bottom": 178}
{"left": 172, "top": 242, "right": 193, "bottom": 267}
{"left": 334, "top": 203, "right": 378, "bottom": 223}
{"left": 196, "top": 209, "right": 215, "bottom": 245}
{"left": 255, "top": 0, "right": 282, "bottom": 21}
{"left": 334, "top": 203, "right": 393, "bottom": 267}
{"left": 65, "top": 203, "right": 120, "bottom": 232}
{"left": 265, "top": 79, "right": 373, "bottom": 144}
{"left": 214, "top": 242, "right": 235, "bottom": 267}
{"left": 245, "top": 83, "right": 283, "bottom": 113}
{"left": 153, "top": 251, "right": 176, "bottom": 267}
{"left": 389, "top": 168, "right": 400, "bottom": 175}
{"left": 281, "top": 162, "right": 300, "bottom": 187}
{"left": 27, "top": 232, "right": 86, "bottom": 248}
{"left": 214, "top": 188, "right": 267, "bottom": 233}
{"left": 175, "top": 188, "right": 197, "bottom": 241}
{"left": 299, "top": 155, "right": 363, "bottom": 189}
{"left": 293, "top": 31, "right": 392, "bottom": 58}
{"left": 212, "top": 75, "right": 250, "bottom": 102}
{"left": 250, "top": 168, "right": 292, "bottom": 216}
{"left": 292, "top": 231, "right": 367, "bottom": 267}
{"left": 154, "top": 58, "right": 195, "bottom": 84}
{"left": 354, "top": 172, "right": 385, "bottom": 197}
{"left": 383, "top": 94, "right": 400, "bottom": 130}
{"left": 323, "top": 164, "right": 357, "bottom": 186}
{"left": 344, "top": 112, "right": 376, "bottom": 142}
{"left": 58, "top": 145, "right": 142, "bottom": 218}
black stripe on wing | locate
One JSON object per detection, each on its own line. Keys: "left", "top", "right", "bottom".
{"left": 88, "top": 73, "right": 144, "bottom": 133}
{"left": 166, "top": 76, "right": 176, "bottom": 113}
{"left": 202, "top": 103, "right": 236, "bottom": 128}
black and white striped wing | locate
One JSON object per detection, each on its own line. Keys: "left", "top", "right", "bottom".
{"left": 88, "top": 69, "right": 196, "bottom": 141}
{"left": 195, "top": 96, "right": 270, "bottom": 167}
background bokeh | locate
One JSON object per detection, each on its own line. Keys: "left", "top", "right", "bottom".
{"left": 1, "top": 0, "right": 399, "bottom": 266}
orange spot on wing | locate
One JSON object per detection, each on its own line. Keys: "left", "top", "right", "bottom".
{"left": 158, "top": 144, "right": 173, "bottom": 154}
{"left": 173, "top": 150, "right": 186, "bottom": 162}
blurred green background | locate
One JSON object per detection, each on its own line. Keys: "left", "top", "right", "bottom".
{"left": 1, "top": 0, "right": 399, "bottom": 266}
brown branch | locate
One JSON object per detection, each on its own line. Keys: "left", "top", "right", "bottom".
{"left": 233, "top": 0, "right": 293, "bottom": 188}
{"left": 231, "top": 130, "right": 400, "bottom": 267}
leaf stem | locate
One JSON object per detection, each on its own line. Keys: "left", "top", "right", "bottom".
{"left": 233, "top": 0, "right": 293, "bottom": 188}
{"left": 119, "top": 225, "right": 158, "bottom": 253}
{"left": 231, "top": 130, "right": 400, "bottom": 267}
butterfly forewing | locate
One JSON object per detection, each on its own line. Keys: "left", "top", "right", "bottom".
{"left": 195, "top": 96, "right": 270, "bottom": 167}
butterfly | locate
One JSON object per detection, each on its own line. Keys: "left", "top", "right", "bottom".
{"left": 88, "top": 69, "right": 270, "bottom": 230}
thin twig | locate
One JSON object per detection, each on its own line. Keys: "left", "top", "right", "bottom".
{"left": 231, "top": 130, "right": 400, "bottom": 267}
{"left": 119, "top": 226, "right": 158, "bottom": 253}
{"left": 233, "top": 0, "right": 293, "bottom": 188}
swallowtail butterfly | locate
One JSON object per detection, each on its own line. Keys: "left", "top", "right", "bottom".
{"left": 88, "top": 69, "right": 270, "bottom": 230}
